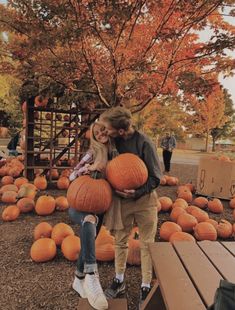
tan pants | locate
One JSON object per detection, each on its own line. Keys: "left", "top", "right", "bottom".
{"left": 114, "top": 191, "right": 158, "bottom": 284}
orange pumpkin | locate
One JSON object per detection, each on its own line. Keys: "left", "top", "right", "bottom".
{"left": 0, "top": 184, "right": 18, "bottom": 194}
{"left": 166, "top": 176, "right": 179, "bottom": 186}
{"left": 34, "top": 176, "right": 47, "bottom": 190}
{"left": 229, "top": 198, "right": 235, "bottom": 209}
{"left": 95, "top": 226, "right": 114, "bottom": 246}
{"left": 158, "top": 196, "right": 173, "bottom": 211}
{"left": 67, "top": 175, "right": 112, "bottom": 214}
{"left": 14, "top": 177, "right": 29, "bottom": 188}
{"left": 159, "top": 221, "right": 182, "bottom": 241}
{"left": 34, "top": 222, "right": 53, "bottom": 240}
{"left": 35, "top": 195, "right": 56, "bottom": 215}
{"left": 2, "top": 205, "right": 20, "bottom": 221}
{"left": 177, "top": 213, "right": 198, "bottom": 232}
{"left": 51, "top": 223, "right": 74, "bottom": 246}
{"left": 172, "top": 198, "right": 188, "bottom": 209}
{"left": 106, "top": 153, "right": 148, "bottom": 191}
{"left": 127, "top": 228, "right": 141, "bottom": 266}
{"left": 177, "top": 189, "right": 193, "bottom": 203}
{"left": 217, "top": 220, "right": 233, "bottom": 238}
{"left": 205, "top": 219, "right": 218, "bottom": 229}
{"left": 57, "top": 177, "right": 70, "bottom": 190}
{"left": 30, "top": 238, "right": 56, "bottom": 262}
{"left": 194, "top": 222, "right": 217, "bottom": 241}
{"left": 208, "top": 198, "right": 223, "bottom": 213}
{"left": 169, "top": 231, "right": 195, "bottom": 243}
{"left": 170, "top": 207, "right": 186, "bottom": 222}
{"left": 1, "top": 191, "right": 18, "bottom": 203}
{"left": 190, "top": 209, "right": 209, "bottom": 223}
{"left": 193, "top": 197, "right": 208, "bottom": 209}
{"left": 17, "top": 198, "right": 35, "bottom": 213}
{"left": 160, "top": 176, "right": 167, "bottom": 185}
{"left": 55, "top": 196, "right": 69, "bottom": 211}
{"left": 17, "top": 186, "right": 36, "bottom": 200}
{"left": 61, "top": 235, "right": 81, "bottom": 261}
{"left": 95, "top": 243, "right": 115, "bottom": 261}
{"left": 1, "top": 176, "right": 14, "bottom": 185}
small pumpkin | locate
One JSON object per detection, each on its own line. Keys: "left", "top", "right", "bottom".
{"left": 17, "top": 197, "right": 35, "bottom": 213}
{"left": 51, "top": 223, "right": 74, "bottom": 246}
{"left": 170, "top": 207, "right": 187, "bottom": 222}
{"left": 169, "top": 231, "right": 195, "bottom": 243}
{"left": 159, "top": 221, "right": 182, "bottom": 241}
{"left": 57, "top": 177, "right": 70, "bottom": 190}
{"left": 106, "top": 153, "right": 148, "bottom": 191}
{"left": 194, "top": 222, "right": 217, "bottom": 241}
{"left": 61, "top": 235, "right": 81, "bottom": 261}
{"left": 217, "top": 220, "right": 233, "bottom": 238}
{"left": 192, "top": 197, "right": 208, "bottom": 209}
{"left": 95, "top": 243, "right": 115, "bottom": 262}
{"left": 34, "top": 222, "right": 53, "bottom": 240}
{"left": 2, "top": 205, "right": 20, "bottom": 221}
{"left": 14, "top": 177, "right": 29, "bottom": 189}
{"left": 208, "top": 198, "right": 223, "bottom": 214}
{"left": 177, "top": 213, "right": 198, "bottom": 232}
{"left": 34, "top": 176, "right": 47, "bottom": 190}
{"left": 158, "top": 196, "right": 173, "bottom": 211}
{"left": 35, "top": 195, "right": 56, "bottom": 215}
{"left": 30, "top": 238, "right": 56, "bottom": 262}
{"left": 1, "top": 191, "right": 18, "bottom": 203}
{"left": 1, "top": 176, "right": 14, "bottom": 185}
{"left": 55, "top": 196, "right": 69, "bottom": 211}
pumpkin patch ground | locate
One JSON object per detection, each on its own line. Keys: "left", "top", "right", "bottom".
{"left": 0, "top": 163, "right": 234, "bottom": 310}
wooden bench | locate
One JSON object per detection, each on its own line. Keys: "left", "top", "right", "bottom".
{"left": 78, "top": 298, "right": 128, "bottom": 309}
{"left": 141, "top": 241, "right": 235, "bottom": 310}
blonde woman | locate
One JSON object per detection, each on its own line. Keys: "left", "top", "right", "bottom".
{"left": 69, "top": 121, "right": 117, "bottom": 310}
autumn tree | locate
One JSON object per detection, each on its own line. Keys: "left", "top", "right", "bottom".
{"left": 210, "top": 88, "right": 235, "bottom": 151}
{"left": 0, "top": 0, "right": 234, "bottom": 118}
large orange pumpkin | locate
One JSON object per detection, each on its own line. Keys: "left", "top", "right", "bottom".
{"left": 61, "top": 235, "right": 81, "bottom": 261}
{"left": 35, "top": 195, "right": 56, "bottom": 215}
{"left": 30, "top": 238, "right": 56, "bottom": 262}
{"left": 160, "top": 221, "right": 182, "bottom": 241}
{"left": 95, "top": 243, "right": 115, "bottom": 261}
{"left": 106, "top": 153, "right": 148, "bottom": 191}
{"left": 51, "top": 223, "right": 74, "bottom": 246}
{"left": 34, "top": 222, "right": 53, "bottom": 240}
{"left": 67, "top": 175, "right": 112, "bottom": 214}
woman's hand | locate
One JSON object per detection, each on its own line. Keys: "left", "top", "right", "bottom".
{"left": 115, "top": 189, "right": 135, "bottom": 198}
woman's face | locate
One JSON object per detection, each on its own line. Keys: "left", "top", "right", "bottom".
{"left": 93, "top": 123, "right": 109, "bottom": 144}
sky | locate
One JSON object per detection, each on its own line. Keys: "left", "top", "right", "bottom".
{"left": 0, "top": 0, "right": 234, "bottom": 103}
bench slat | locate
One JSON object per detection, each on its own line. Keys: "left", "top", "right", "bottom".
{"left": 198, "top": 241, "right": 235, "bottom": 282}
{"left": 149, "top": 243, "right": 206, "bottom": 310}
{"left": 173, "top": 242, "right": 222, "bottom": 307}
{"left": 221, "top": 241, "right": 235, "bottom": 256}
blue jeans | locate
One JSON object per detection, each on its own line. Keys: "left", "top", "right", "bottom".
{"left": 68, "top": 208, "right": 104, "bottom": 275}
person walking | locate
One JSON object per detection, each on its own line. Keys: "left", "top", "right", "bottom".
{"left": 160, "top": 132, "right": 176, "bottom": 173}
{"left": 100, "top": 106, "right": 162, "bottom": 308}
{"left": 69, "top": 121, "right": 117, "bottom": 310}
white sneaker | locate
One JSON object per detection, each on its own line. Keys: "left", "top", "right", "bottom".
{"left": 84, "top": 273, "right": 108, "bottom": 310}
{"left": 72, "top": 276, "right": 87, "bottom": 298}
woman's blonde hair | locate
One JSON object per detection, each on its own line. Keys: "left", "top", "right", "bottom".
{"left": 88, "top": 122, "right": 108, "bottom": 172}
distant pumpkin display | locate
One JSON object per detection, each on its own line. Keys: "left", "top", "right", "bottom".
{"left": 106, "top": 153, "right": 148, "bottom": 191}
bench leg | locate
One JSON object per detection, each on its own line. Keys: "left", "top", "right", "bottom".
{"left": 140, "top": 280, "right": 166, "bottom": 310}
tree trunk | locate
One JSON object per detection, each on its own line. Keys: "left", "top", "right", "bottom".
{"left": 212, "top": 136, "right": 216, "bottom": 152}
{"left": 205, "top": 131, "right": 209, "bottom": 152}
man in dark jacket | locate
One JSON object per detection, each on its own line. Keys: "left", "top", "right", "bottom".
{"left": 7, "top": 131, "right": 20, "bottom": 156}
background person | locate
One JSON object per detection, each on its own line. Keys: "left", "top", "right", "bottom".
{"left": 100, "top": 106, "right": 162, "bottom": 307}
{"left": 160, "top": 132, "right": 176, "bottom": 173}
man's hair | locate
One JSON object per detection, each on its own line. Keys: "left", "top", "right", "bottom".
{"left": 100, "top": 106, "right": 132, "bottom": 130}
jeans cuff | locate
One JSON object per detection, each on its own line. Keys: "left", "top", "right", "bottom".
{"left": 84, "top": 263, "right": 98, "bottom": 273}
{"left": 75, "top": 269, "right": 85, "bottom": 278}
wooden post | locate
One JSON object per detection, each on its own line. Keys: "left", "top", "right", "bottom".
{"left": 25, "top": 97, "right": 35, "bottom": 181}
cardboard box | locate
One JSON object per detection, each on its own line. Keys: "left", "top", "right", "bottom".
{"left": 196, "top": 157, "right": 235, "bottom": 200}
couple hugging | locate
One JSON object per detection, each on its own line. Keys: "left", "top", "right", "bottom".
{"left": 68, "top": 106, "right": 162, "bottom": 310}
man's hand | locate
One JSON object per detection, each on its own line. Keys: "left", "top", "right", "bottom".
{"left": 115, "top": 189, "right": 135, "bottom": 198}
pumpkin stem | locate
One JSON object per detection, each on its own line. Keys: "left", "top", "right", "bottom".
{"left": 133, "top": 231, "right": 139, "bottom": 240}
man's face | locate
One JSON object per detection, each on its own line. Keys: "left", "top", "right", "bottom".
{"left": 102, "top": 121, "right": 120, "bottom": 138}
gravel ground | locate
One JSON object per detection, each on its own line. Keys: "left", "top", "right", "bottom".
{"left": 0, "top": 163, "right": 234, "bottom": 310}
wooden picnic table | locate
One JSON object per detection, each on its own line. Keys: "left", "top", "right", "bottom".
{"left": 141, "top": 241, "right": 235, "bottom": 310}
